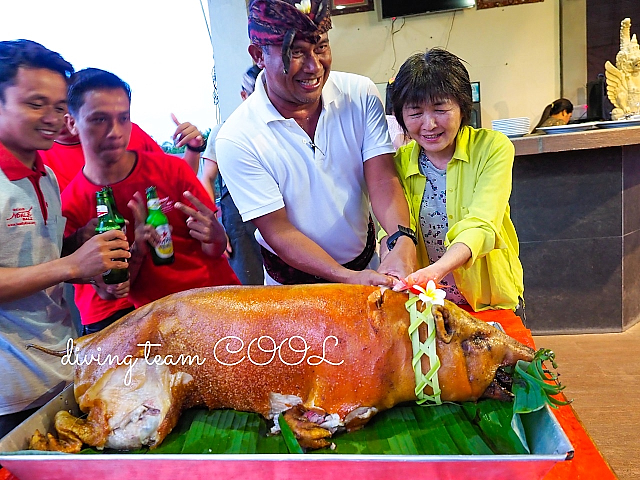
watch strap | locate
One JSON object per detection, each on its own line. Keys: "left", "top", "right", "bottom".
{"left": 386, "top": 225, "right": 417, "bottom": 251}
{"left": 186, "top": 138, "right": 208, "bottom": 153}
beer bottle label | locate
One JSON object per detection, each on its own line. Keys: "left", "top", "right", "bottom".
{"left": 97, "top": 205, "right": 108, "bottom": 217}
{"left": 154, "top": 224, "right": 174, "bottom": 258}
{"left": 147, "top": 198, "right": 161, "bottom": 210}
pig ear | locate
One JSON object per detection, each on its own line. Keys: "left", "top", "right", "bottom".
{"left": 432, "top": 304, "right": 454, "bottom": 344}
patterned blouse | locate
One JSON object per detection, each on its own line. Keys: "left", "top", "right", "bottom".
{"left": 417, "top": 149, "right": 467, "bottom": 305}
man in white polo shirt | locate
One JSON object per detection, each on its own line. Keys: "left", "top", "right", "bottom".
{"left": 216, "top": 0, "right": 416, "bottom": 285}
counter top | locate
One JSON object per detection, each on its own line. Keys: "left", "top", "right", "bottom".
{"left": 510, "top": 124, "right": 640, "bottom": 156}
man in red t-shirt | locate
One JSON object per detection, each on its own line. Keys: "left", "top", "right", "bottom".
{"left": 40, "top": 122, "right": 164, "bottom": 192}
{"left": 45, "top": 104, "right": 206, "bottom": 334}
{"left": 61, "top": 68, "right": 239, "bottom": 335}
{"left": 42, "top": 122, "right": 164, "bottom": 334}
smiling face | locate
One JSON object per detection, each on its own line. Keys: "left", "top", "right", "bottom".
{"left": 67, "top": 87, "right": 132, "bottom": 167}
{"left": 251, "top": 33, "right": 331, "bottom": 115}
{"left": 402, "top": 97, "right": 462, "bottom": 165}
{"left": 0, "top": 67, "right": 68, "bottom": 167}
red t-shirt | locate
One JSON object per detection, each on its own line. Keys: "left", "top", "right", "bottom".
{"left": 41, "top": 123, "right": 162, "bottom": 192}
{"left": 61, "top": 150, "right": 239, "bottom": 325}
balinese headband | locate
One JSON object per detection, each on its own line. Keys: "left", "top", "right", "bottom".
{"left": 248, "top": 0, "right": 332, "bottom": 74}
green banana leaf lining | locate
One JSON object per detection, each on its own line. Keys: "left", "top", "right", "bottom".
{"left": 80, "top": 400, "right": 529, "bottom": 456}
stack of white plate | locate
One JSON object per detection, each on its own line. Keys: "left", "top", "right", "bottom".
{"left": 491, "top": 117, "right": 530, "bottom": 137}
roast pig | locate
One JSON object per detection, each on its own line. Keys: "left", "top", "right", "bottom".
{"left": 29, "top": 284, "right": 535, "bottom": 452}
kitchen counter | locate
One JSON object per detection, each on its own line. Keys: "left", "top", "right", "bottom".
{"left": 508, "top": 125, "right": 640, "bottom": 334}
{"left": 511, "top": 124, "right": 640, "bottom": 155}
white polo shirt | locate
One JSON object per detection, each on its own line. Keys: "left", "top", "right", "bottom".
{"left": 216, "top": 71, "right": 394, "bottom": 264}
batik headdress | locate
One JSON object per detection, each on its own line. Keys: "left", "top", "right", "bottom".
{"left": 248, "top": 0, "right": 332, "bottom": 73}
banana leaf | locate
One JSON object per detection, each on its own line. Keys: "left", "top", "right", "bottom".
{"left": 79, "top": 400, "right": 528, "bottom": 456}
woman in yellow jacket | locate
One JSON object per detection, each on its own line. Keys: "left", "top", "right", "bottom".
{"left": 382, "top": 48, "right": 524, "bottom": 312}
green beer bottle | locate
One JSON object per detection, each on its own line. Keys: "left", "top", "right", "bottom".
{"left": 145, "top": 186, "right": 175, "bottom": 265}
{"left": 104, "top": 186, "right": 126, "bottom": 234}
{"left": 95, "top": 189, "right": 129, "bottom": 284}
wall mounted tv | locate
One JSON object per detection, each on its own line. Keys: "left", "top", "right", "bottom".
{"left": 381, "top": 0, "right": 476, "bottom": 19}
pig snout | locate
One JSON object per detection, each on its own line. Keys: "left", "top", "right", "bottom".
{"left": 432, "top": 301, "right": 535, "bottom": 402}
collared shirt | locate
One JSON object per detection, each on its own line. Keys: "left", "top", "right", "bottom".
{"left": 216, "top": 71, "right": 394, "bottom": 264}
{"left": 390, "top": 126, "right": 524, "bottom": 311}
{"left": 0, "top": 144, "right": 51, "bottom": 223}
{"left": 0, "top": 142, "right": 73, "bottom": 415}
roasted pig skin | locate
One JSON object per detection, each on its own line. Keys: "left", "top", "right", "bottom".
{"left": 32, "top": 284, "right": 535, "bottom": 452}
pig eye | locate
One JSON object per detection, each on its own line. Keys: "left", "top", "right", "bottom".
{"left": 461, "top": 332, "right": 491, "bottom": 354}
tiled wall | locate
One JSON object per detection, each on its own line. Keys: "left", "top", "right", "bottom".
{"left": 512, "top": 145, "right": 640, "bottom": 333}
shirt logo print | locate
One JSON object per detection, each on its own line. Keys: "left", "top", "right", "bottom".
{"left": 6, "top": 206, "right": 36, "bottom": 227}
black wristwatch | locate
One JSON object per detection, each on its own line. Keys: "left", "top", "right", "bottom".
{"left": 386, "top": 225, "right": 418, "bottom": 251}
{"left": 186, "top": 138, "right": 207, "bottom": 153}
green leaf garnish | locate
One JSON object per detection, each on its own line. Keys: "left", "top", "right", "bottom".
{"left": 278, "top": 412, "right": 305, "bottom": 454}
{"left": 509, "top": 348, "right": 571, "bottom": 452}
{"left": 512, "top": 348, "right": 570, "bottom": 415}
{"left": 76, "top": 402, "right": 530, "bottom": 456}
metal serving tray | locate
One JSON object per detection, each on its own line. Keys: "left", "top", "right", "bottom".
{"left": 0, "top": 384, "right": 573, "bottom": 480}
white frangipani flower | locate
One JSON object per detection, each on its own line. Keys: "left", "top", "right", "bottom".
{"left": 295, "top": 0, "right": 311, "bottom": 14}
{"left": 414, "top": 280, "right": 446, "bottom": 306}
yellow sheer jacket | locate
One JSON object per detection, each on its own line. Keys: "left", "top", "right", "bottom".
{"left": 381, "top": 126, "right": 524, "bottom": 311}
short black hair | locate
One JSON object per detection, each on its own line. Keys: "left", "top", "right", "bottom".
{"left": 384, "top": 80, "right": 394, "bottom": 116}
{"left": 0, "top": 39, "right": 74, "bottom": 102}
{"left": 68, "top": 68, "right": 131, "bottom": 115}
{"left": 391, "top": 48, "right": 473, "bottom": 132}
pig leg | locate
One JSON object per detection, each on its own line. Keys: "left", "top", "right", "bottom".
{"left": 28, "top": 411, "right": 91, "bottom": 453}
{"left": 281, "top": 405, "right": 334, "bottom": 449}
{"left": 29, "top": 404, "right": 115, "bottom": 453}
{"left": 280, "top": 404, "right": 379, "bottom": 450}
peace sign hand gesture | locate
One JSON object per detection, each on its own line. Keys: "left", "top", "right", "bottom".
{"left": 174, "top": 191, "right": 227, "bottom": 257}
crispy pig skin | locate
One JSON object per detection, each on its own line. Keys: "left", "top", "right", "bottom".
{"left": 33, "top": 284, "right": 535, "bottom": 452}
{"left": 74, "top": 285, "right": 418, "bottom": 419}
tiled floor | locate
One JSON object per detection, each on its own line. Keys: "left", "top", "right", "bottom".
{"left": 534, "top": 321, "right": 640, "bottom": 480}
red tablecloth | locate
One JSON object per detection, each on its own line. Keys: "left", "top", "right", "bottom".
{"left": 0, "top": 310, "right": 616, "bottom": 480}
{"left": 469, "top": 308, "right": 617, "bottom": 479}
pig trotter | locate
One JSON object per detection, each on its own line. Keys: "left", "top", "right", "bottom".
{"left": 29, "top": 410, "right": 107, "bottom": 453}
{"left": 281, "top": 405, "right": 334, "bottom": 450}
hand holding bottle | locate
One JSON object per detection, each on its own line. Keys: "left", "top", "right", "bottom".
{"left": 91, "top": 274, "right": 130, "bottom": 300}
{"left": 127, "top": 190, "right": 159, "bottom": 258}
{"left": 95, "top": 188, "right": 129, "bottom": 284}
{"left": 145, "top": 186, "right": 175, "bottom": 266}
{"left": 67, "top": 229, "right": 129, "bottom": 281}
